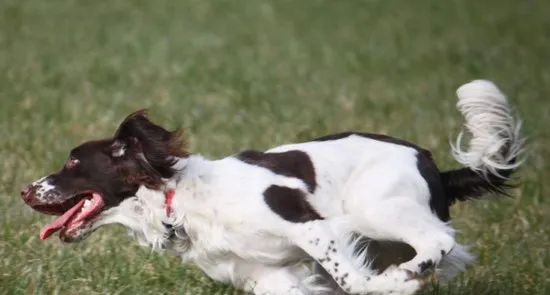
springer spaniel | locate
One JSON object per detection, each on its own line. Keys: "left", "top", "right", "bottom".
{"left": 21, "top": 80, "right": 524, "bottom": 295}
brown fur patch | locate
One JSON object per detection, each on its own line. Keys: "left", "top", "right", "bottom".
{"left": 263, "top": 185, "right": 323, "bottom": 223}
{"left": 236, "top": 150, "right": 317, "bottom": 193}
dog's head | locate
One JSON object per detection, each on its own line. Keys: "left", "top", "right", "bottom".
{"left": 21, "top": 110, "right": 188, "bottom": 242}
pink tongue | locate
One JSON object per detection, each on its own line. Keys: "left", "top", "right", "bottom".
{"left": 39, "top": 199, "right": 86, "bottom": 240}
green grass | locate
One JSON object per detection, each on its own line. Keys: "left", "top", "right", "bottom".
{"left": 1, "top": 0, "right": 549, "bottom": 294}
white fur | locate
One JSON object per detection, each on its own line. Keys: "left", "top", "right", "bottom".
{"left": 452, "top": 80, "right": 524, "bottom": 177}
{"left": 33, "top": 176, "right": 56, "bottom": 203}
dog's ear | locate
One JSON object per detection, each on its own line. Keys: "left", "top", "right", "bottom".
{"left": 114, "top": 109, "right": 166, "bottom": 144}
{"left": 113, "top": 109, "right": 188, "bottom": 179}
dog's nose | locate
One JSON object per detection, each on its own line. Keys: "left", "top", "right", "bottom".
{"left": 21, "top": 184, "right": 33, "bottom": 201}
{"left": 21, "top": 184, "right": 42, "bottom": 207}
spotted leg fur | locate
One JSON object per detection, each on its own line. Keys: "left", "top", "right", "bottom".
{"left": 288, "top": 220, "right": 422, "bottom": 295}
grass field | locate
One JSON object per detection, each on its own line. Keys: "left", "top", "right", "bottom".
{"left": 1, "top": 0, "right": 549, "bottom": 294}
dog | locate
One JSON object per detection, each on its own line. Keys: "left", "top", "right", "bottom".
{"left": 21, "top": 80, "right": 524, "bottom": 295}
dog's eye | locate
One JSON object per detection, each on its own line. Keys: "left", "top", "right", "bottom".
{"left": 65, "top": 156, "right": 79, "bottom": 169}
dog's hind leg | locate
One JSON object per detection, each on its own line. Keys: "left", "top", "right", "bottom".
{"left": 339, "top": 153, "right": 466, "bottom": 280}
{"left": 287, "top": 220, "right": 422, "bottom": 295}
{"left": 346, "top": 195, "right": 460, "bottom": 280}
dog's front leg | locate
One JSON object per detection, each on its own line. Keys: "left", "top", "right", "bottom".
{"left": 235, "top": 264, "right": 316, "bottom": 295}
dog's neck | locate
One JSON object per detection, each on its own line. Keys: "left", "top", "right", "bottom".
{"left": 164, "top": 154, "right": 212, "bottom": 191}
{"left": 102, "top": 154, "right": 214, "bottom": 255}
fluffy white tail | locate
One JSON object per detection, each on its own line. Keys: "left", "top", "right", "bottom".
{"left": 451, "top": 80, "right": 525, "bottom": 177}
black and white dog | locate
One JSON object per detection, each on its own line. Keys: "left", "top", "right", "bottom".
{"left": 21, "top": 80, "right": 524, "bottom": 295}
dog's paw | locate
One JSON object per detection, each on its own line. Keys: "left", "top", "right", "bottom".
{"left": 393, "top": 262, "right": 437, "bottom": 293}
{"left": 364, "top": 266, "right": 421, "bottom": 295}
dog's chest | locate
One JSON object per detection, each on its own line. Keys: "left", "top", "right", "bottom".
{"left": 181, "top": 212, "right": 306, "bottom": 265}
{"left": 171, "top": 214, "right": 306, "bottom": 283}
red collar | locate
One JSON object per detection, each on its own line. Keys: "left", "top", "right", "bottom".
{"left": 164, "top": 189, "right": 175, "bottom": 216}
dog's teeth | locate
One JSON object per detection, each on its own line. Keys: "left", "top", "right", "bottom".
{"left": 83, "top": 200, "right": 91, "bottom": 208}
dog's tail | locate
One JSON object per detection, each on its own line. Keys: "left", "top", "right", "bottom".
{"left": 441, "top": 80, "right": 525, "bottom": 205}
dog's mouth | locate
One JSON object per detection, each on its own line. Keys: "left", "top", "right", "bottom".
{"left": 39, "top": 192, "right": 105, "bottom": 241}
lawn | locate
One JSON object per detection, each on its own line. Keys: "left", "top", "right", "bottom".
{"left": 1, "top": 0, "right": 549, "bottom": 294}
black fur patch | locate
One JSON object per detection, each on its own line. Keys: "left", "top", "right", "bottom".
{"left": 351, "top": 235, "right": 417, "bottom": 273}
{"left": 236, "top": 150, "right": 317, "bottom": 193}
{"left": 263, "top": 185, "right": 323, "bottom": 223}
{"left": 416, "top": 151, "right": 450, "bottom": 221}
{"left": 312, "top": 131, "right": 425, "bottom": 150}
{"left": 440, "top": 166, "right": 516, "bottom": 205}
{"left": 418, "top": 259, "right": 435, "bottom": 273}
